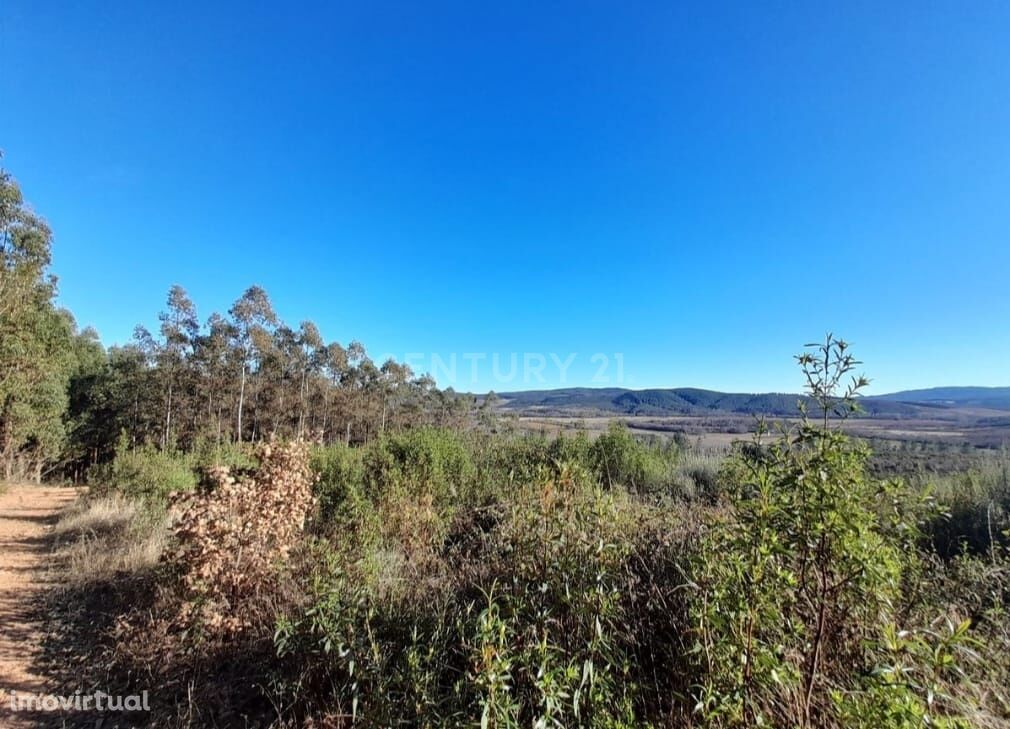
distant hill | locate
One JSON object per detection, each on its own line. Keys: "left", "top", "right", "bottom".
{"left": 494, "top": 385, "right": 1010, "bottom": 417}
{"left": 868, "top": 386, "right": 1010, "bottom": 410}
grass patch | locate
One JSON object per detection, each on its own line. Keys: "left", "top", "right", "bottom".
{"left": 51, "top": 490, "right": 167, "bottom": 581}
{"left": 50, "top": 494, "right": 168, "bottom": 585}
{"left": 39, "top": 492, "right": 171, "bottom": 725}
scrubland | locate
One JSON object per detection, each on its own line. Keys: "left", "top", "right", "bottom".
{"left": 40, "top": 340, "right": 1010, "bottom": 729}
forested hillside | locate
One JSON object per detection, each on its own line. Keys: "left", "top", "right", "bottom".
{"left": 870, "top": 387, "right": 1010, "bottom": 410}
{"left": 498, "top": 387, "right": 931, "bottom": 417}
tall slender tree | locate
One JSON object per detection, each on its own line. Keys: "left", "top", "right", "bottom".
{"left": 229, "top": 286, "right": 276, "bottom": 442}
{"left": 0, "top": 163, "right": 76, "bottom": 480}
{"left": 157, "top": 285, "right": 199, "bottom": 448}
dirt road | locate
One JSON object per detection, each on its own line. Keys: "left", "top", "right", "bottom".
{"left": 0, "top": 484, "right": 79, "bottom": 727}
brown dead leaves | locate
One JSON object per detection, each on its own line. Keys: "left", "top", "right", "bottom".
{"left": 165, "top": 439, "right": 316, "bottom": 636}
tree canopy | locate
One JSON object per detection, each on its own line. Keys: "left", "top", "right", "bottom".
{"left": 0, "top": 162, "right": 469, "bottom": 481}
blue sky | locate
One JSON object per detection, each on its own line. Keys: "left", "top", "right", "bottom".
{"left": 2, "top": 1, "right": 1009, "bottom": 393}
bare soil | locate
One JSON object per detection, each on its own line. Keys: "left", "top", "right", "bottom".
{"left": 0, "top": 484, "right": 79, "bottom": 728}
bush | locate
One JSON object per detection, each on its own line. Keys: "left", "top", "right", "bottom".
{"left": 87, "top": 435, "right": 196, "bottom": 503}
{"left": 164, "top": 439, "right": 316, "bottom": 637}
{"left": 364, "top": 426, "right": 476, "bottom": 503}
{"left": 922, "top": 453, "right": 1010, "bottom": 559}
{"left": 480, "top": 432, "right": 558, "bottom": 488}
{"left": 689, "top": 337, "right": 975, "bottom": 728}
{"left": 590, "top": 421, "right": 678, "bottom": 494}
{"left": 87, "top": 440, "right": 317, "bottom": 727}
{"left": 900, "top": 549, "right": 1010, "bottom": 725}
{"left": 273, "top": 462, "right": 675, "bottom": 727}
{"left": 670, "top": 449, "right": 725, "bottom": 502}
{"left": 191, "top": 436, "right": 257, "bottom": 473}
{"left": 311, "top": 441, "right": 365, "bottom": 524}
{"left": 463, "top": 430, "right": 596, "bottom": 498}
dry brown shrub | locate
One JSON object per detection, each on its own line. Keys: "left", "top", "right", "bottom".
{"left": 163, "top": 438, "right": 317, "bottom": 636}
{"left": 96, "top": 440, "right": 317, "bottom": 728}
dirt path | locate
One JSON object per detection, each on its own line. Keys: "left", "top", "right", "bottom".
{"left": 0, "top": 484, "right": 79, "bottom": 727}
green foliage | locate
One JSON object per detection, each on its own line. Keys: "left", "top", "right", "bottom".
{"left": 590, "top": 421, "right": 679, "bottom": 494}
{"left": 364, "top": 426, "right": 476, "bottom": 502}
{"left": 65, "top": 344, "right": 157, "bottom": 474}
{"left": 922, "top": 451, "right": 1010, "bottom": 559}
{"left": 0, "top": 163, "right": 78, "bottom": 480}
{"left": 88, "top": 434, "right": 197, "bottom": 503}
{"left": 476, "top": 467, "right": 640, "bottom": 728}
{"left": 275, "top": 464, "right": 647, "bottom": 728}
{"left": 191, "top": 437, "right": 257, "bottom": 472}
{"left": 309, "top": 425, "right": 686, "bottom": 536}
{"left": 836, "top": 618, "right": 979, "bottom": 729}
{"left": 689, "top": 336, "right": 972, "bottom": 728}
{"left": 469, "top": 429, "right": 593, "bottom": 495}
{"left": 904, "top": 548, "right": 1010, "bottom": 721}
{"left": 311, "top": 441, "right": 366, "bottom": 523}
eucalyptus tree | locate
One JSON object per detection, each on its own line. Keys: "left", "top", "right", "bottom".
{"left": 378, "top": 359, "right": 408, "bottom": 433}
{"left": 258, "top": 323, "right": 294, "bottom": 437}
{"left": 337, "top": 341, "right": 371, "bottom": 443}
{"left": 64, "top": 326, "right": 108, "bottom": 475}
{"left": 156, "top": 285, "right": 199, "bottom": 447}
{"left": 0, "top": 163, "right": 76, "bottom": 480}
{"left": 229, "top": 286, "right": 277, "bottom": 442}
{"left": 295, "top": 321, "right": 324, "bottom": 437}
{"left": 192, "top": 313, "right": 238, "bottom": 442}
{"left": 320, "top": 341, "right": 349, "bottom": 442}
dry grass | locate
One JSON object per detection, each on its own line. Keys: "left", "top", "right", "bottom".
{"left": 50, "top": 494, "right": 168, "bottom": 584}
{"left": 0, "top": 479, "right": 40, "bottom": 495}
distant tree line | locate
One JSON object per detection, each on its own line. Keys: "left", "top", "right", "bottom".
{"left": 0, "top": 162, "right": 470, "bottom": 482}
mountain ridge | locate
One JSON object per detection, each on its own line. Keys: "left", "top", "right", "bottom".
{"left": 492, "top": 385, "right": 1010, "bottom": 417}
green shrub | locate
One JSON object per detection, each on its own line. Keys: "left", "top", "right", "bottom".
{"left": 88, "top": 435, "right": 196, "bottom": 503}
{"left": 274, "top": 462, "right": 654, "bottom": 727}
{"left": 484, "top": 432, "right": 556, "bottom": 488}
{"left": 473, "top": 464, "right": 641, "bottom": 727}
{"left": 311, "top": 441, "right": 366, "bottom": 524}
{"left": 900, "top": 547, "right": 1010, "bottom": 723}
{"left": 548, "top": 428, "right": 593, "bottom": 469}
{"left": 467, "top": 430, "right": 595, "bottom": 496}
{"left": 191, "top": 437, "right": 257, "bottom": 473}
{"left": 590, "top": 422, "right": 678, "bottom": 494}
{"left": 670, "top": 449, "right": 725, "bottom": 502}
{"left": 689, "top": 337, "right": 981, "bottom": 728}
{"left": 364, "top": 427, "right": 476, "bottom": 503}
{"left": 922, "top": 453, "right": 1010, "bottom": 559}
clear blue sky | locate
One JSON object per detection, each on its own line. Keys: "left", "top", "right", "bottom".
{"left": 2, "top": 1, "right": 1009, "bottom": 393}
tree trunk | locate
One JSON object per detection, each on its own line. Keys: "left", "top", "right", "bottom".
{"left": 163, "top": 380, "right": 173, "bottom": 449}
{"left": 298, "top": 369, "right": 308, "bottom": 437}
{"left": 236, "top": 363, "right": 246, "bottom": 443}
